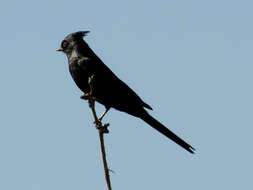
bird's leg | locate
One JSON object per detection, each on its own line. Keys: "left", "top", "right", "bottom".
{"left": 97, "top": 108, "right": 110, "bottom": 133}
{"left": 93, "top": 107, "right": 110, "bottom": 126}
{"left": 81, "top": 74, "right": 109, "bottom": 133}
{"left": 80, "top": 75, "right": 96, "bottom": 100}
{"left": 98, "top": 108, "right": 110, "bottom": 121}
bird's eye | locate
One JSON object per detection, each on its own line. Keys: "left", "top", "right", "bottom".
{"left": 61, "top": 41, "right": 68, "bottom": 48}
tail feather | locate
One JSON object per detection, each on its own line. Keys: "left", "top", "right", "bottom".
{"left": 140, "top": 111, "right": 195, "bottom": 154}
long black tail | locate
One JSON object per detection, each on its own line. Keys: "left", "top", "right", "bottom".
{"left": 139, "top": 111, "right": 195, "bottom": 153}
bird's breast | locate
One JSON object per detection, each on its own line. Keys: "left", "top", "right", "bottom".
{"left": 68, "top": 61, "right": 90, "bottom": 93}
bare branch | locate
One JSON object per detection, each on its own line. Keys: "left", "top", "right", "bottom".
{"left": 81, "top": 74, "right": 112, "bottom": 190}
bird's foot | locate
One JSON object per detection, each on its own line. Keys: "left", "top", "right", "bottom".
{"left": 80, "top": 93, "right": 90, "bottom": 100}
{"left": 80, "top": 93, "right": 95, "bottom": 108}
{"left": 97, "top": 123, "right": 110, "bottom": 134}
{"left": 94, "top": 120, "right": 109, "bottom": 133}
{"left": 93, "top": 119, "right": 102, "bottom": 126}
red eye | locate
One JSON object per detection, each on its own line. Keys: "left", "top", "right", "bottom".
{"left": 61, "top": 41, "right": 68, "bottom": 48}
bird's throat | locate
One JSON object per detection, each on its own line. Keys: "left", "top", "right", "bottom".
{"left": 67, "top": 49, "right": 81, "bottom": 62}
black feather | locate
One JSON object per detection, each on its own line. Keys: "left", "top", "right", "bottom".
{"left": 58, "top": 31, "right": 195, "bottom": 154}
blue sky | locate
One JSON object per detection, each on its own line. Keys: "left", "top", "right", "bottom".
{"left": 1, "top": 0, "right": 252, "bottom": 189}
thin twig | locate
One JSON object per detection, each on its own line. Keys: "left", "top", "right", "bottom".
{"left": 81, "top": 74, "right": 112, "bottom": 190}
{"left": 99, "top": 129, "right": 112, "bottom": 190}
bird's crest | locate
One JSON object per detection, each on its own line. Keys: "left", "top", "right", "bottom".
{"left": 75, "top": 31, "right": 90, "bottom": 38}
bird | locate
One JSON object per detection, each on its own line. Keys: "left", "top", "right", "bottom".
{"left": 57, "top": 31, "right": 195, "bottom": 153}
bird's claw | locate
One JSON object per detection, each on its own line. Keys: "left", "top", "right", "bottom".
{"left": 94, "top": 122, "right": 110, "bottom": 133}
{"left": 93, "top": 119, "right": 102, "bottom": 126}
{"left": 80, "top": 93, "right": 90, "bottom": 100}
{"left": 80, "top": 93, "right": 95, "bottom": 108}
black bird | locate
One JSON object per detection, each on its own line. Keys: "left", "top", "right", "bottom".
{"left": 57, "top": 31, "right": 195, "bottom": 153}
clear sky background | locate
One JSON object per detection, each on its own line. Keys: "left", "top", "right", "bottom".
{"left": 1, "top": 0, "right": 252, "bottom": 189}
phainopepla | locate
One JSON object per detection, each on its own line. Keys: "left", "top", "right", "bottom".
{"left": 57, "top": 31, "right": 195, "bottom": 153}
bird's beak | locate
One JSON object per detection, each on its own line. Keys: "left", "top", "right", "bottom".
{"left": 56, "top": 47, "right": 63, "bottom": 51}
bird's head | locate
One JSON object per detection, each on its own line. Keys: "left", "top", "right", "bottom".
{"left": 56, "top": 31, "right": 90, "bottom": 55}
